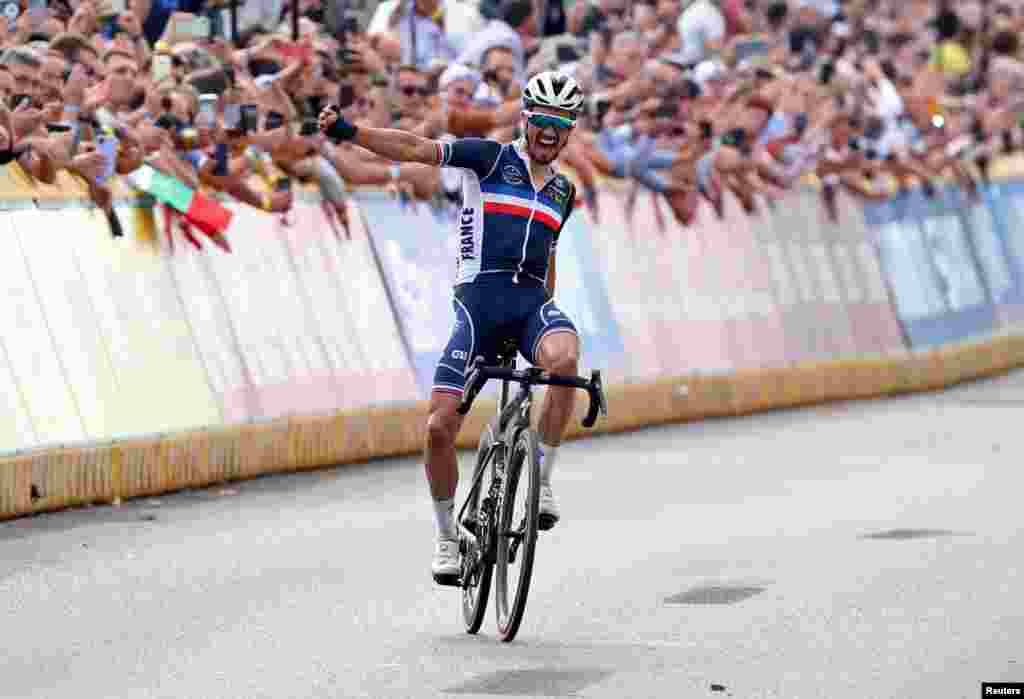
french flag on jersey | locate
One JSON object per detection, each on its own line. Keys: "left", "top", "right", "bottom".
{"left": 480, "top": 184, "right": 564, "bottom": 232}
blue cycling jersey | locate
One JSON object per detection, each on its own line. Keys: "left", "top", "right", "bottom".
{"left": 439, "top": 138, "right": 577, "bottom": 286}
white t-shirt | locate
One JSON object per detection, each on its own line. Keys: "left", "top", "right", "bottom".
{"left": 455, "top": 19, "right": 525, "bottom": 79}
{"left": 676, "top": 0, "right": 725, "bottom": 66}
{"left": 367, "top": 0, "right": 484, "bottom": 56}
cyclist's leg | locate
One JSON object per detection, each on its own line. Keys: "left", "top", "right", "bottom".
{"left": 521, "top": 297, "right": 580, "bottom": 448}
{"left": 429, "top": 297, "right": 479, "bottom": 540}
{"left": 426, "top": 391, "right": 466, "bottom": 503}
{"left": 429, "top": 289, "right": 501, "bottom": 580}
{"left": 521, "top": 298, "right": 579, "bottom": 528}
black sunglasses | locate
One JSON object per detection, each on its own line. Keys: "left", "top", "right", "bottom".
{"left": 399, "top": 85, "right": 430, "bottom": 97}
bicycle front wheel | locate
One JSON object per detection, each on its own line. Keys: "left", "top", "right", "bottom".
{"left": 494, "top": 428, "right": 541, "bottom": 642}
{"left": 462, "top": 425, "right": 496, "bottom": 634}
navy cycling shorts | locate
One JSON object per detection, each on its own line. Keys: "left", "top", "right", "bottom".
{"left": 433, "top": 279, "right": 578, "bottom": 397}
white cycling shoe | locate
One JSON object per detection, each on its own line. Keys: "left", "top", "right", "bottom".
{"left": 431, "top": 538, "right": 460, "bottom": 585}
{"left": 538, "top": 484, "right": 560, "bottom": 531}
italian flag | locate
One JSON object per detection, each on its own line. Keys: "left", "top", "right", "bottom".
{"left": 126, "top": 164, "right": 233, "bottom": 250}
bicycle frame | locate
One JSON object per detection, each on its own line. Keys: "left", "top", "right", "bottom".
{"left": 455, "top": 358, "right": 533, "bottom": 551}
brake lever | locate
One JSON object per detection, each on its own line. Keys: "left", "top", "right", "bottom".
{"left": 592, "top": 370, "right": 608, "bottom": 416}
{"left": 581, "top": 370, "right": 606, "bottom": 429}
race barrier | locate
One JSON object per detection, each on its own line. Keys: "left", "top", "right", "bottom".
{"left": 5, "top": 161, "right": 1024, "bottom": 520}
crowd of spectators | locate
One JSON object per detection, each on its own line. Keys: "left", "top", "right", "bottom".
{"left": 4, "top": 0, "right": 1024, "bottom": 233}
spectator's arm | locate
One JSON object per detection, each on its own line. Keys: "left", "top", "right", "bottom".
{"left": 12, "top": 110, "right": 46, "bottom": 140}
{"left": 116, "top": 139, "right": 147, "bottom": 174}
{"left": 67, "top": 1, "right": 98, "bottom": 35}
{"left": 559, "top": 139, "right": 598, "bottom": 192}
{"left": 839, "top": 171, "right": 889, "bottom": 200}
{"left": 148, "top": 145, "right": 201, "bottom": 189}
{"left": 14, "top": 139, "right": 60, "bottom": 183}
{"left": 199, "top": 162, "right": 293, "bottom": 213}
{"left": 133, "top": 0, "right": 152, "bottom": 27}
{"left": 567, "top": 0, "right": 591, "bottom": 35}
{"left": 445, "top": 98, "right": 521, "bottom": 137}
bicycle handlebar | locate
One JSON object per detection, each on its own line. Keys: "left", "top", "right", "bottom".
{"left": 456, "top": 360, "right": 609, "bottom": 428}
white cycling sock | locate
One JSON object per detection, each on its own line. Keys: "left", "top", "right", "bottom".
{"left": 432, "top": 496, "right": 457, "bottom": 541}
{"left": 539, "top": 443, "right": 559, "bottom": 486}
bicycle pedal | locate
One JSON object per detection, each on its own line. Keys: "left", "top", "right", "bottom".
{"left": 538, "top": 514, "right": 558, "bottom": 531}
{"left": 432, "top": 572, "right": 461, "bottom": 587}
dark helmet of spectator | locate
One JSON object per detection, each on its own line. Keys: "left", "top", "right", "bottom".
{"left": 500, "top": 0, "right": 535, "bottom": 29}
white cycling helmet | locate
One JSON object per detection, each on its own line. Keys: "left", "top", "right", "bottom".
{"left": 522, "top": 70, "right": 585, "bottom": 115}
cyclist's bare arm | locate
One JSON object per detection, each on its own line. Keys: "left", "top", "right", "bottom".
{"left": 319, "top": 108, "right": 442, "bottom": 165}
{"left": 350, "top": 126, "right": 442, "bottom": 166}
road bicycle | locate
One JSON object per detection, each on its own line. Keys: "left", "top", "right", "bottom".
{"left": 444, "top": 342, "right": 607, "bottom": 642}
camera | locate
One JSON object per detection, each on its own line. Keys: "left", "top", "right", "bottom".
{"left": 338, "top": 83, "right": 356, "bottom": 109}
{"left": 265, "top": 111, "right": 286, "bottom": 131}
{"left": 239, "top": 104, "right": 258, "bottom": 134}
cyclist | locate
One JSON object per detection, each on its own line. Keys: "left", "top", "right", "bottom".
{"left": 320, "top": 70, "right": 585, "bottom": 584}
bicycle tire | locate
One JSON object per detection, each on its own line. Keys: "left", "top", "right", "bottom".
{"left": 494, "top": 427, "right": 541, "bottom": 642}
{"left": 462, "top": 425, "right": 496, "bottom": 634}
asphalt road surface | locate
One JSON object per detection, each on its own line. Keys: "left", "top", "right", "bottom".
{"left": 2, "top": 372, "right": 1023, "bottom": 699}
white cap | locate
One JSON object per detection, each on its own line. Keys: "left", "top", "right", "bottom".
{"left": 992, "top": 55, "right": 1024, "bottom": 79}
{"left": 693, "top": 59, "right": 726, "bottom": 86}
{"left": 438, "top": 63, "right": 482, "bottom": 91}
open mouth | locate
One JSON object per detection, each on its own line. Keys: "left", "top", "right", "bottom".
{"left": 537, "top": 132, "right": 558, "bottom": 147}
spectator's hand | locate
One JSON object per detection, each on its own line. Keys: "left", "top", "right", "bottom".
{"left": 71, "top": 149, "right": 108, "bottom": 183}
{"left": 68, "top": 0, "right": 98, "bottom": 35}
{"left": 117, "top": 10, "right": 143, "bottom": 37}
{"left": 140, "top": 78, "right": 164, "bottom": 118}
{"left": 84, "top": 80, "right": 113, "bottom": 115}
{"left": 88, "top": 180, "right": 114, "bottom": 211}
{"left": 385, "top": 179, "right": 418, "bottom": 209}
{"left": 62, "top": 64, "right": 90, "bottom": 107}
{"left": 42, "top": 102, "right": 64, "bottom": 123}
{"left": 420, "top": 108, "right": 447, "bottom": 137}
{"left": 205, "top": 38, "right": 234, "bottom": 64}
{"left": 267, "top": 189, "right": 294, "bottom": 213}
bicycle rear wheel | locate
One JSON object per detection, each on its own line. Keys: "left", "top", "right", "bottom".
{"left": 494, "top": 428, "right": 541, "bottom": 642}
{"left": 462, "top": 426, "right": 496, "bottom": 634}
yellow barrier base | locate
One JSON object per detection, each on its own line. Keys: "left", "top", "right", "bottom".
{"left": 2, "top": 335, "right": 1022, "bottom": 521}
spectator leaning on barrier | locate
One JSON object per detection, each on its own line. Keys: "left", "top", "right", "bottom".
{"left": 0, "top": 0, "right": 1023, "bottom": 241}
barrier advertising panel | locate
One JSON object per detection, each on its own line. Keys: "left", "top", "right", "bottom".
{"left": 865, "top": 187, "right": 997, "bottom": 348}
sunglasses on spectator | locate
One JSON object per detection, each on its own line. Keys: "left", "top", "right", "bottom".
{"left": 523, "top": 111, "right": 576, "bottom": 131}
{"left": 400, "top": 85, "right": 430, "bottom": 97}
{"left": 606, "top": 7, "right": 627, "bottom": 18}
